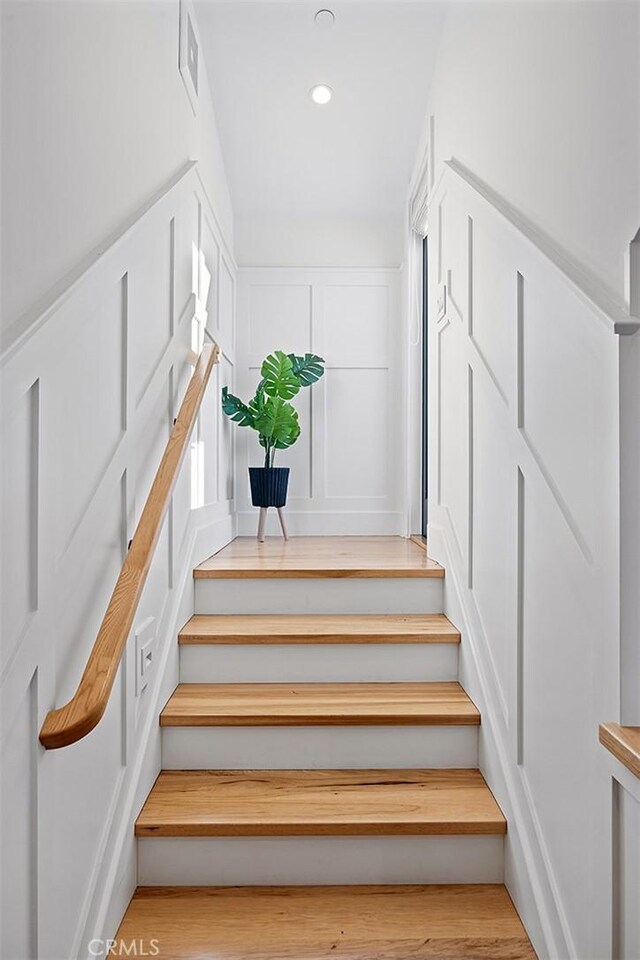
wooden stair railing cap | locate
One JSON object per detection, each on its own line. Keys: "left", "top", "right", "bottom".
{"left": 599, "top": 722, "right": 640, "bottom": 779}
{"left": 39, "top": 341, "right": 220, "bottom": 749}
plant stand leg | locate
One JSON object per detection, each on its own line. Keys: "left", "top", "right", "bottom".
{"left": 257, "top": 507, "right": 267, "bottom": 542}
{"left": 277, "top": 507, "right": 289, "bottom": 540}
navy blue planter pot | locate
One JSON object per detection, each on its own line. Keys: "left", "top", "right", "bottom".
{"left": 249, "top": 467, "right": 290, "bottom": 508}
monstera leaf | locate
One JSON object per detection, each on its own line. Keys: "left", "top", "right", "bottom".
{"left": 221, "top": 347, "right": 325, "bottom": 466}
{"left": 259, "top": 425, "right": 300, "bottom": 451}
{"left": 261, "top": 350, "right": 300, "bottom": 400}
{"left": 254, "top": 396, "right": 300, "bottom": 446}
{"left": 221, "top": 386, "right": 255, "bottom": 427}
{"left": 288, "top": 353, "right": 325, "bottom": 387}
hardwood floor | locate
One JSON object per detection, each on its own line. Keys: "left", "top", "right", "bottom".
{"left": 135, "top": 769, "right": 506, "bottom": 837}
{"left": 160, "top": 682, "right": 480, "bottom": 726}
{"left": 179, "top": 612, "right": 460, "bottom": 643}
{"left": 194, "top": 536, "right": 445, "bottom": 578}
{"left": 115, "top": 884, "right": 537, "bottom": 959}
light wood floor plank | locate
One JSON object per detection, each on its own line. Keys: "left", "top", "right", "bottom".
{"left": 179, "top": 613, "right": 460, "bottom": 644}
{"left": 160, "top": 682, "right": 480, "bottom": 726}
{"left": 115, "top": 884, "right": 537, "bottom": 959}
{"left": 194, "top": 536, "right": 445, "bottom": 578}
{"left": 135, "top": 769, "right": 506, "bottom": 837}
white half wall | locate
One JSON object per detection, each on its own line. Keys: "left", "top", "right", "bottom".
{"left": 235, "top": 267, "right": 404, "bottom": 536}
{"left": 0, "top": 162, "right": 236, "bottom": 960}
{"left": 421, "top": 158, "right": 635, "bottom": 959}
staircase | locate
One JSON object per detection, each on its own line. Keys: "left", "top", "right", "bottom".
{"left": 117, "top": 537, "right": 535, "bottom": 958}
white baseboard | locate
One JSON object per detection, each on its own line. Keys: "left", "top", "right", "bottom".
{"left": 76, "top": 512, "right": 235, "bottom": 960}
{"left": 237, "top": 510, "right": 404, "bottom": 537}
{"left": 428, "top": 520, "right": 571, "bottom": 960}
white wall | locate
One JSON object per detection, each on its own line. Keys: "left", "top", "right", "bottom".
{"left": 235, "top": 267, "right": 403, "bottom": 536}
{"left": 423, "top": 158, "right": 629, "bottom": 959}
{"left": 408, "top": 7, "right": 640, "bottom": 954}
{"left": 235, "top": 215, "right": 403, "bottom": 269}
{"left": 420, "top": 0, "right": 640, "bottom": 308}
{"left": 0, "top": 5, "right": 237, "bottom": 957}
{"left": 1, "top": 0, "right": 233, "bottom": 345}
{"left": 0, "top": 162, "right": 236, "bottom": 960}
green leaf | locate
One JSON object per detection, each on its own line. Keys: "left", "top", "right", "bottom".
{"left": 273, "top": 416, "right": 301, "bottom": 449}
{"left": 221, "top": 386, "right": 255, "bottom": 427}
{"left": 248, "top": 382, "right": 266, "bottom": 418}
{"left": 288, "top": 353, "right": 325, "bottom": 387}
{"left": 254, "top": 396, "right": 300, "bottom": 447}
{"left": 261, "top": 350, "right": 300, "bottom": 400}
{"left": 258, "top": 420, "right": 300, "bottom": 450}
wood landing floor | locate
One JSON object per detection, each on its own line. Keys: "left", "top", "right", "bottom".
{"left": 116, "top": 885, "right": 537, "bottom": 959}
{"left": 194, "top": 535, "right": 444, "bottom": 578}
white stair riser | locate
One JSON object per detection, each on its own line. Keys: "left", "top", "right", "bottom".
{"left": 138, "top": 835, "right": 503, "bottom": 886}
{"left": 195, "top": 578, "right": 444, "bottom": 615}
{"left": 179, "top": 643, "right": 458, "bottom": 683}
{"left": 162, "top": 725, "right": 479, "bottom": 770}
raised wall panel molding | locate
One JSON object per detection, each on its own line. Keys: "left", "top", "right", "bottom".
{"left": 0, "top": 159, "right": 237, "bottom": 960}
{"left": 428, "top": 522, "right": 571, "bottom": 960}
{"left": 236, "top": 267, "right": 403, "bottom": 534}
{"left": 444, "top": 158, "right": 640, "bottom": 337}
{"left": 409, "top": 152, "right": 430, "bottom": 238}
{"left": 426, "top": 156, "right": 624, "bottom": 959}
{"left": 2, "top": 162, "right": 200, "bottom": 364}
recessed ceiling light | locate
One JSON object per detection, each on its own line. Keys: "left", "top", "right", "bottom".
{"left": 310, "top": 84, "right": 333, "bottom": 105}
{"left": 314, "top": 9, "right": 335, "bottom": 28}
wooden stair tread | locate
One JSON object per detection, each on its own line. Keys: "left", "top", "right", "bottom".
{"left": 116, "top": 884, "right": 536, "bottom": 958}
{"left": 599, "top": 722, "right": 640, "bottom": 778}
{"left": 179, "top": 613, "right": 460, "bottom": 644}
{"left": 135, "top": 769, "right": 506, "bottom": 837}
{"left": 161, "top": 682, "right": 480, "bottom": 726}
{"left": 194, "top": 536, "right": 444, "bottom": 578}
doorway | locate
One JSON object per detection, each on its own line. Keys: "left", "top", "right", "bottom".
{"left": 421, "top": 235, "right": 429, "bottom": 537}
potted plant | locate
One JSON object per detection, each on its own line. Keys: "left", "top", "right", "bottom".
{"left": 221, "top": 350, "right": 325, "bottom": 536}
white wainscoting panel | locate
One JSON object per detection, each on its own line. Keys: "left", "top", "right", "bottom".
{"left": 236, "top": 268, "right": 403, "bottom": 535}
{"left": 423, "top": 159, "right": 627, "bottom": 959}
{"left": 0, "top": 162, "right": 236, "bottom": 960}
{"left": 612, "top": 774, "right": 640, "bottom": 959}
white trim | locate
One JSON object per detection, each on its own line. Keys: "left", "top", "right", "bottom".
{"left": 194, "top": 166, "right": 237, "bottom": 272}
{"left": 1, "top": 162, "right": 198, "bottom": 364}
{"left": 237, "top": 509, "right": 404, "bottom": 537}
{"left": 404, "top": 150, "right": 639, "bottom": 537}
{"left": 1, "top": 150, "right": 238, "bottom": 959}
{"left": 78, "top": 513, "right": 235, "bottom": 959}
{"left": 178, "top": 0, "right": 199, "bottom": 117}
{"left": 442, "top": 158, "right": 640, "bottom": 336}
{"left": 428, "top": 521, "right": 570, "bottom": 959}
{"left": 410, "top": 153, "right": 430, "bottom": 238}
{"left": 236, "top": 265, "right": 402, "bottom": 276}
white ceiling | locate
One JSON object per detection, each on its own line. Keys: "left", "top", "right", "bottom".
{"left": 195, "top": 1, "right": 445, "bottom": 221}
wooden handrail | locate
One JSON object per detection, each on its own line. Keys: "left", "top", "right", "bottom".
{"left": 599, "top": 723, "right": 640, "bottom": 779}
{"left": 40, "top": 342, "right": 220, "bottom": 749}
